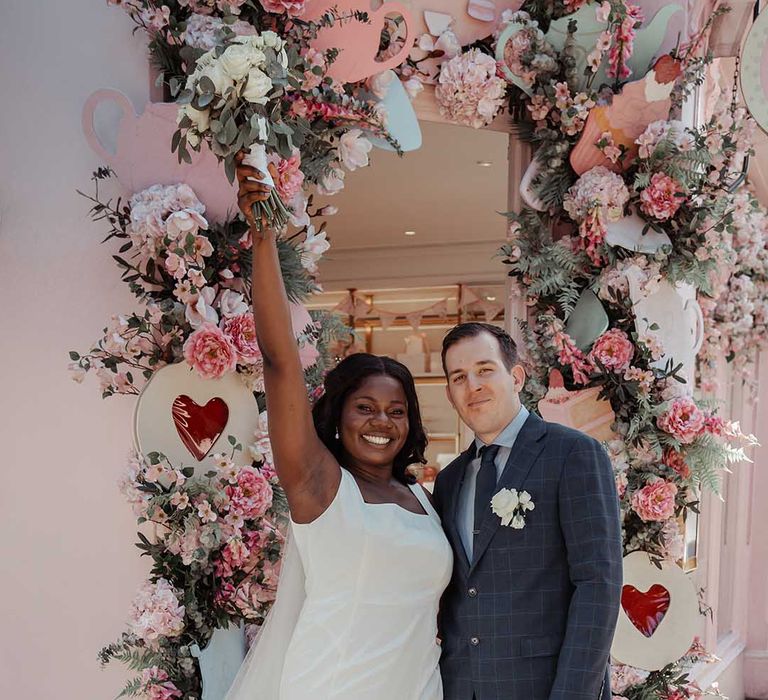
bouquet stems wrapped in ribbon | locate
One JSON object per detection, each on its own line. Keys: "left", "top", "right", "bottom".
{"left": 172, "top": 30, "right": 298, "bottom": 230}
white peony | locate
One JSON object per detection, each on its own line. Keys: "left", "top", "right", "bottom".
{"left": 218, "top": 289, "right": 249, "bottom": 318}
{"left": 338, "top": 129, "right": 372, "bottom": 171}
{"left": 241, "top": 68, "right": 273, "bottom": 104}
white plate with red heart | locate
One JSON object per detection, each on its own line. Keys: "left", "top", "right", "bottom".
{"left": 133, "top": 360, "right": 260, "bottom": 474}
{"left": 611, "top": 551, "right": 700, "bottom": 671}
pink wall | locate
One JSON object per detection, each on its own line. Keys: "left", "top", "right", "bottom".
{"left": 0, "top": 2, "right": 154, "bottom": 698}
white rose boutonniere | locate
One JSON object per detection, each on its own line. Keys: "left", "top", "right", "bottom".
{"left": 491, "top": 488, "right": 535, "bottom": 529}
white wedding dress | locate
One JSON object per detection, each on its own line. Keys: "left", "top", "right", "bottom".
{"left": 225, "top": 467, "right": 452, "bottom": 700}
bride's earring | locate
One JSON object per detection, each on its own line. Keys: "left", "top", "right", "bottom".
{"left": 334, "top": 427, "right": 340, "bottom": 440}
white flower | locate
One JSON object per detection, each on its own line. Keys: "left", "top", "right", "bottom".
{"left": 317, "top": 165, "right": 345, "bottom": 195}
{"left": 177, "top": 103, "right": 211, "bottom": 133}
{"left": 403, "top": 77, "right": 424, "bottom": 99}
{"left": 220, "top": 43, "right": 262, "bottom": 81}
{"left": 198, "top": 60, "right": 234, "bottom": 95}
{"left": 241, "top": 68, "right": 273, "bottom": 104}
{"left": 185, "top": 286, "right": 219, "bottom": 328}
{"left": 218, "top": 289, "right": 248, "bottom": 318}
{"left": 301, "top": 225, "right": 331, "bottom": 273}
{"left": 518, "top": 490, "right": 535, "bottom": 511}
{"left": 491, "top": 488, "right": 520, "bottom": 526}
{"left": 338, "top": 129, "right": 372, "bottom": 171}
{"left": 511, "top": 514, "right": 526, "bottom": 529}
{"left": 165, "top": 209, "right": 208, "bottom": 241}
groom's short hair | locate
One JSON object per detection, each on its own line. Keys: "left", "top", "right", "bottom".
{"left": 441, "top": 322, "right": 519, "bottom": 374}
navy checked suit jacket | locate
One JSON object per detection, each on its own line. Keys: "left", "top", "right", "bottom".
{"left": 433, "top": 413, "right": 622, "bottom": 700}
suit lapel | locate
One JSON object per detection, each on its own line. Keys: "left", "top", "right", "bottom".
{"left": 469, "top": 413, "right": 547, "bottom": 575}
{"left": 443, "top": 449, "right": 473, "bottom": 574}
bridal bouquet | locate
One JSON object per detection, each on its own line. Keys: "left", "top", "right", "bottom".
{"left": 174, "top": 31, "right": 299, "bottom": 230}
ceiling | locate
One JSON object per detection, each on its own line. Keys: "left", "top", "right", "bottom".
{"left": 315, "top": 120, "right": 511, "bottom": 251}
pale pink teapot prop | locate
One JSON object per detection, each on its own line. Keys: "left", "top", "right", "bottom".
{"left": 82, "top": 89, "right": 239, "bottom": 223}
{"left": 302, "top": 0, "right": 414, "bottom": 83}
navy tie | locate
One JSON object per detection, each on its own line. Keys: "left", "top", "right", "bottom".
{"left": 474, "top": 444, "right": 501, "bottom": 537}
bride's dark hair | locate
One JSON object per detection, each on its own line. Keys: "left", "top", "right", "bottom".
{"left": 312, "top": 353, "right": 428, "bottom": 485}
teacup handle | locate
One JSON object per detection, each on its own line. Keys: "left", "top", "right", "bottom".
{"left": 82, "top": 89, "right": 136, "bottom": 165}
{"left": 370, "top": 2, "right": 413, "bottom": 73}
{"left": 686, "top": 298, "right": 705, "bottom": 354}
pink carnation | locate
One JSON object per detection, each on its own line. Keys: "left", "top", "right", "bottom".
{"left": 183, "top": 322, "right": 238, "bottom": 379}
{"left": 226, "top": 467, "right": 273, "bottom": 520}
{"left": 259, "top": 0, "right": 306, "bottom": 15}
{"left": 639, "top": 172, "right": 685, "bottom": 221}
{"left": 269, "top": 149, "right": 305, "bottom": 201}
{"left": 222, "top": 313, "right": 262, "bottom": 364}
{"left": 631, "top": 480, "right": 678, "bottom": 522}
{"left": 657, "top": 397, "right": 705, "bottom": 444}
{"left": 589, "top": 329, "right": 634, "bottom": 372}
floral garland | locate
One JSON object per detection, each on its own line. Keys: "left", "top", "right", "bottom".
{"left": 71, "top": 169, "right": 345, "bottom": 699}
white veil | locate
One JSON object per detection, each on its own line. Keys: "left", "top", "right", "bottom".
{"left": 223, "top": 525, "right": 306, "bottom": 700}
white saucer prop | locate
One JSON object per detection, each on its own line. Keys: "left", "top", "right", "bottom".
{"left": 133, "top": 360, "right": 260, "bottom": 473}
{"left": 605, "top": 210, "right": 672, "bottom": 253}
{"left": 611, "top": 551, "right": 700, "bottom": 671}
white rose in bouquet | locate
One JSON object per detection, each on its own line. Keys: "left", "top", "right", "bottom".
{"left": 177, "top": 104, "right": 210, "bottom": 133}
{"left": 198, "top": 60, "right": 234, "bottom": 95}
{"left": 242, "top": 69, "right": 273, "bottom": 104}
{"left": 220, "top": 43, "right": 258, "bottom": 81}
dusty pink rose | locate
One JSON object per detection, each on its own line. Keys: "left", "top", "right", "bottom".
{"left": 589, "top": 329, "right": 634, "bottom": 372}
{"left": 639, "top": 172, "right": 685, "bottom": 221}
{"left": 183, "top": 322, "right": 238, "bottom": 378}
{"left": 663, "top": 449, "right": 691, "bottom": 479}
{"left": 226, "top": 466, "right": 273, "bottom": 520}
{"left": 657, "top": 397, "right": 706, "bottom": 444}
{"left": 259, "top": 0, "right": 305, "bottom": 15}
{"left": 631, "top": 479, "right": 678, "bottom": 522}
{"left": 222, "top": 313, "right": 262, "bottom": 364}
{"left": 269, "top": 149, "right": 305, "bottom": 200}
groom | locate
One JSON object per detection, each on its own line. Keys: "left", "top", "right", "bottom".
{"left": 433, "top": 322, "right": 622, "bottom": 700}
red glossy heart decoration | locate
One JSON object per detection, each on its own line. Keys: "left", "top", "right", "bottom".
{"left": 171, "top": 395, "right": 229, "bottom": 462}
{"left": 621, "top": 583, "right": 671, "bottom": 638}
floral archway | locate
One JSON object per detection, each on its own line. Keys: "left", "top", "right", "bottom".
{"left": 71, "top": 1, "right": 767, "bottom": 698}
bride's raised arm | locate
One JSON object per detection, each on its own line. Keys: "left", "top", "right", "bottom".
{"left": 235, "top": 152, "right": 340, "bottom": 523}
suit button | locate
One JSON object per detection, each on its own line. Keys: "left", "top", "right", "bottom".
{"left": 470, "top": 636, "right": 480, "bottom": 646}
{"left": 468, "top": 587, "right": 478, "bottom": 597}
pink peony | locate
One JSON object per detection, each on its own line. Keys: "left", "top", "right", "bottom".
{"left": 226, "top": 466, "right": 273, "bottom": 520}
{"left": 269, "top": 149, "right": 305, "bottom": 201}
{"left": 589, "top": 329, "right": 635, "bottom": 372}
{"left": 183, "top": 322, "right": 238, "bottom": 378}
{"left": 259, "top": 0, "right": 306, "bottom": 15}
{"left": 657, "top": 397, "right": 706, "bottom": 444}
{"left": 639, "top": 172, "right": 685, "bottom": 221}
{"left": 222, "top": 313, "right": 262, "bottom": 364}
{"left": 631, "top": 479, "right": 678, "bottom": 522}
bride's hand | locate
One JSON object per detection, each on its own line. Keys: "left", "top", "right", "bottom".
{"left": 235, "top": 151, "right": 278, "bottom": 230}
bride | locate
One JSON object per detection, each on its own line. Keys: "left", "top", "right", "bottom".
{"left": 225, "top": 152, "right": 453, "bottom": 700}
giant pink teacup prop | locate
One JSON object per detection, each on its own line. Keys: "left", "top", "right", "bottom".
{"left": 302, "top": 0, "right": 413, "bottom": 83}
{"left": 82, "top": 89, "right": 238, "bottom": 223}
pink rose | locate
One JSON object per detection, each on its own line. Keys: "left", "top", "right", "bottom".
{"left": 639, "top": 172, "right": 685, "bottom": 221}
{"left": 663, "top": 449, "right": 690, "bottom": 479}
{"left": 657, "top": 397, "right": 705, "bottom": 444}
{"left": 269, "top": 150, "right": 305, "bottom": 201}
{"left": 183, "top": 323, "right": 238, "bottom": 379}
{"left": 259, "top": 0, "right": 305, "bottom": 15}
{"left": 589, "top": 328, "right": 634, "bottom": 372}
{"left": 222, "top": 313, "right": 262, "bottom": 364}
{"left": 226, "top": 467, "right": 273, "bottom": 520}
{"left": 631, "top": 480, "right": 678, "bottom": 522}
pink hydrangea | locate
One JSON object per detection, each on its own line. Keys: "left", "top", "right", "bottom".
{"left": 226, "top": 466, "right": 273, "bottom": 520}
{"left": 259, "top": 0, "right": 306, "bottom": 15}
{"left": 183, "top": 322, "right": 238, "bottom": 378}
{"left": 639, "top": 172, "right": 685, "bottom": 221}
{"left": 589, "top": 329, "right": 635, "bottom": 372}
{"left": 128, "top": 579, "right": 186, "bottom": 645}
{"left": 611, "top": 663, "right": 650, "bottom": 693}
{"left": 657, "top": 397, "right": 706, "bottom": 444}
{"left": 563, "top": 166, "right": 630, "bottom": 223}
{"left": 269, "top": 149, "right": 305, "bottom": 201}
{"left": 222, "top": 313, "right": 262, "bottom": 364}
{"left": 435, "top": 49, "right": 507, "bottom": 129}
{"left": 631, "top": 479, "right": 678, "bottom": 522}
{"left": 141, "top": 667, "right": 182, "bottom": 700}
